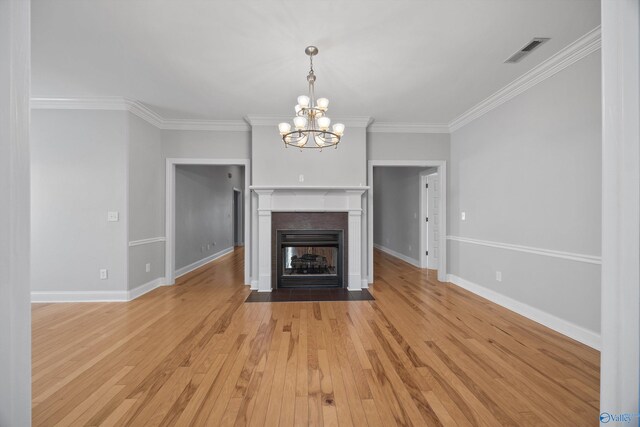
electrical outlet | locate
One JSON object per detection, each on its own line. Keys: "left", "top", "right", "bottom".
{"left": 496, "top": 271, "right": 502, "bottom": 282}
{"left": 461, "top": 211, "right": 466, "bottom": 221}
{"left": 207, "top": 244, "right": 211, "bottom": 250}
{"left": 299, "top": 174, "right": 304, "bottom": 183}
{"left": 107, "top": 211, "right": 119, "bottom": 222}
{"left": 145, "top": 263, "right": 151, "bottom": 273}
{"left": 99, "top": 269, "right": 108, "bottom": 280}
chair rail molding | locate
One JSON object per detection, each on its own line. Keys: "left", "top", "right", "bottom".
{"left": 128, "top": 236, "right": 166, "bottom": 247}
{"left": 447, "top": 235, "right": 601, "bottom": 265}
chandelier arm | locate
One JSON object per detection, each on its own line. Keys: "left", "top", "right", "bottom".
{"left": 282, "top": 129, "right": 340, "bottom": 149}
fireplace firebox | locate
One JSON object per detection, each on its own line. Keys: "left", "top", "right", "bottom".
{"left": 276, "top": 230, "right": 344, "bottom": 288}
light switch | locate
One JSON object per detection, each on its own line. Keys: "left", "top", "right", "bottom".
{"left": 107, "top": 211, "right": 119, "bottom": 222}
{"left": 99, "top": 269, "right": 108, "bottom": 280}
{"left": 461, "top": 211, "right": 466, "bottom": 221}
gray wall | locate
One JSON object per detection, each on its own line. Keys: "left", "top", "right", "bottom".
{"left": 448, "top": 51, "right": 602, "bottom": 333}
{"left": 175, "top": 165, "right": 244, "bottom": 271}
{"left": 368, "top": 132, "right": 450, "bottom": 161}
{"left": 252, "top": 125, "right": 367, "bottom": 186}
{"left": 162, "top": 129, "right": 251, "bottom": 159}
{"left": 128, "top": 114, "right": 164, "bottom": 289}
{"left": 31, "top": 109, "right": 129, "bottom": 293}
{"left": 373, "top": 167, "right": 430, "bottom": 262}
{"left": 0, "top": 0, "right": 31, "bottom": 423}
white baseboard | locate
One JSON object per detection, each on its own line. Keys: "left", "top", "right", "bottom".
{"left": 31, "top": 276, "right": 169, "bottom": 303}
{"left": 175, "top": 247, "right": 234, "bottom": 278}
{"left": 31, "top": 290, "right": 129, "bottom": 303}
{"left": 347, "top": 287, "right": 363, "bottom": 292}
{"left": 447, "top": 274, "right": 601, "bottom": 350}
{"left": 128, "top": 277, "right": 168, "bottom": 300}
{"left": 374, "top": 244, "right": 421, "bottom": 268}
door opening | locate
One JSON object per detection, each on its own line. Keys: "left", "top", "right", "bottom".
{"left": 368, "top": 160, "right": 447, "bottom": 284}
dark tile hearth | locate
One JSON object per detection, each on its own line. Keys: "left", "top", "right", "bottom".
{"left": 245, "top": 288, "right": 374, "bottom": 303}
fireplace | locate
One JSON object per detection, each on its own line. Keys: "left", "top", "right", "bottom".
{"left": 271, "top": 211, "right": 348, "bottom": 289}
{"left": 277, "top": 230, "right": 344, "bottom": 288}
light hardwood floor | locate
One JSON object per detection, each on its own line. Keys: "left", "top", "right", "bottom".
{"left": 32, "top": 248, "right": 600, "bottom": 426}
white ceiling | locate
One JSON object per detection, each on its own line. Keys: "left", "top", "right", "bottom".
{"left": 31, "top": 0, "right": 600, "bottom": 123}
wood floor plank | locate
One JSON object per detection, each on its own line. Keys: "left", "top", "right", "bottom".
{"left": 32, "top": 248, "right": 600, "bottom": 426}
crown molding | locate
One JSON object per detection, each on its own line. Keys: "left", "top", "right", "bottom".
{"left": 367, "top": 122, "right": 450, "bottom": 134}
{"left": 245, "top": 114, "right": 373, "bottom": 128}
{"left": 30, "top": 97, "right": 249, "bottom": 132}
{"left": 448, "top": 26, "right": 601, "bottom": 132}
{"left": 125, "top": 99, "right": 164, "bottom": 128}
{"left": 161, "top": 119, "right": 249, "bottom": 132}
{"left": 30, "top": 26, "right": 601, "bottom": 137}
{"left": 31, "top": 96, "right": 130, "bottom": 111}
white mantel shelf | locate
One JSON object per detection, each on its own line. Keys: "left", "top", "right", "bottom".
{"left": 250, "top": 185, "right": 370, "bottom": 191}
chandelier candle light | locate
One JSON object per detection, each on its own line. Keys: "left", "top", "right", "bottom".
{"left": 278, "top": 46, "right": 345, "bottom": 149}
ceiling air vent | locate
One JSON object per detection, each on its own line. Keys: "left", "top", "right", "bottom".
{"left": 504, "top": 37, "right": 550, "bottom": 63}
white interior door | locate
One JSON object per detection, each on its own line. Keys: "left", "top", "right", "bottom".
{"left": 427, "top": 173, "right": 439, "bottom": 269}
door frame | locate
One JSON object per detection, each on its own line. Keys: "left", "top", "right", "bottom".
{"left": 419, "top": 171, "right": 439, "bottom": 269}
{"left": 367, "top": 160, "right": 447, "bottom": 283}
{"left": 232, "top": 187, "right": 243, "bottom": 246}
{"left": 165, "top": 158, "right": 251, "bottom": 285}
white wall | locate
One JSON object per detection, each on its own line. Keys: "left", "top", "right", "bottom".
{"left": 0, "top": 0, "right": 31, "bottom": 423}
{"left": 31, "top": 109, "right": 129, "bottom": 294}
{"left": 448, "top": 51, "right": 602, "bottom": 338}
{"left": 373, "top": 167, "right": 429, "bottom": 263}
{"left": 128, "top": 114, "right": 164, "bottom": 290}
{"left": 175, "top": 165, "right": 244, "bottom": 271}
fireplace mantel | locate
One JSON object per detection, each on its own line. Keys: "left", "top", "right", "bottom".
{"left": 251, "top": 186, "right": 367, "bottom": 292}
{"left": 250, "top": 185, "right": 370, "bottom": 191}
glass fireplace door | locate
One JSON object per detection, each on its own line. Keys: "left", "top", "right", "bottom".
{"left": 276, "top": 230, "right": 344, "bottom": 288}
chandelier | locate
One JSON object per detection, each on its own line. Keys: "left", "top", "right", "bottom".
{"left": 278, "top": 46, "right": 345, "bottom": 149}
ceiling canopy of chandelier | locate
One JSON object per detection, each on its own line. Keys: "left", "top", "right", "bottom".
{"left": 278, "top": 46, "right": 344, "bottom": 150}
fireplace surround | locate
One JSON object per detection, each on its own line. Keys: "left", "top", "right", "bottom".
{"left": 272, "top": 212, "right": 347, "bottom": 289}
{"left": 251, "top": 186, "right": 367, "bottom": 292}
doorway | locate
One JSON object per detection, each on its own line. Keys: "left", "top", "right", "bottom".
{"left": 165, "top": 158, "right": 251, "bottom": 285}
{"left": 367, "top": 160, "right": 447, "bottom": 284}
